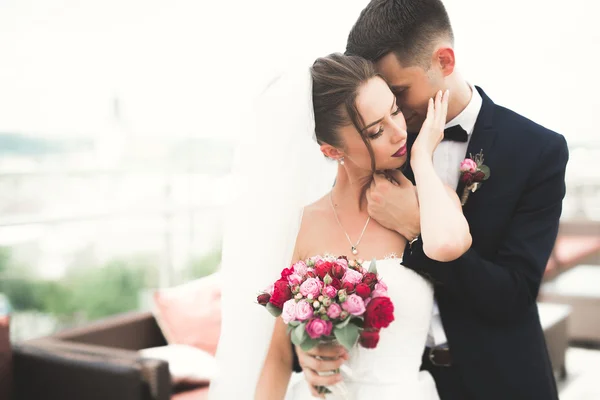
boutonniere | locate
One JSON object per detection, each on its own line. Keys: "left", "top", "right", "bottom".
{"left": 459, "top": 150, "right": 490, "bottom": 206}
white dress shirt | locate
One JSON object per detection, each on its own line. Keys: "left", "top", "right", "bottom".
{"left": 426, "top": 84, "right": 483, "bottom": 348}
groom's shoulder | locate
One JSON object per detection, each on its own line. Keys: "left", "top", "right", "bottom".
{"left": 492, "top": 102, "right": 565, "bottom": 145}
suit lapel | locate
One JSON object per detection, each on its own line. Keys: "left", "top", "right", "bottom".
{"left": 405, "top": 86, "right": 498, "bottom": 203}
{"left": 455, "top": 87, "right": 499, "bottom": 206}
{"left": 403, "top": 133, "right": 418, "bottom": 183}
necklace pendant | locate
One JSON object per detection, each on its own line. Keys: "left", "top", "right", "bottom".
{"left": 352, "top": 246, "right": 358, "bottom": 255}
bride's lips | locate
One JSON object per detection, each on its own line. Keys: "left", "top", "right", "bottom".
{"left": 392, "top": 144, "right": 407, "bottom": 158}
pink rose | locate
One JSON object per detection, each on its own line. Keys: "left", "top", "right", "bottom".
{"left": 342, "top": 294, "right": 366, "bottom": 316}
{"left": 335, "top": 258, "right": 348, "bottom": 269}
{"left": 287, "top": 273, "right": 302, "bottom": 286}
{"left": 281, "top": 299, "right": 297, "bottom": 324}
{"left": 295, "top": 300, "right": 314, "bottom": 321}
{"left": 327, "top": 303, "right": 342, "bottom": 319}
{"left": 310, "top": 255, "right": 324, "bottom": 264}
{"left": 460, "top": 159, "right": 477, "bottom": 173}
{"left": 293, "top": 261, "right": 308, "bottom": 276}
{"left": 372, "top": 281, "right": 388, "bottom": 297}
{"left": 300, "top": 278, "right": 322, "bottom": 298}
{"left": 305, "top": 318, "right": 333, "bottom": 339}
{"left": 342, "top": 268, "right": 363, "bottom": 285}
{"left": 323, "top": 285, "right": 337, "bottom": 299}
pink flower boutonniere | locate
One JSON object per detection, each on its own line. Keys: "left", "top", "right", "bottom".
{"left": 459, "top": 150, "right": 490, "bottom": 206}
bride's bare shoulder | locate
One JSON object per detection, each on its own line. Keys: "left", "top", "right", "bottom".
{"left": 294, "top": 195, "right": 331, "bottom": 257}
{"left": 301, "top": 194, "right": 331, "bottom": 223}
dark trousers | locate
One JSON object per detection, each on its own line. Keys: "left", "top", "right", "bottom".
{"left": 421, "top": 349, "right": 471, "bottom": 400}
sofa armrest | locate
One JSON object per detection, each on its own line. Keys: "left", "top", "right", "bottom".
{"left": 13, "top": 341, "right": 143, "bottom": 400}
{"left": 52, "top": 311, "right": 167, "bottom": 350}
{"left": 14, "top": 339, "right": 171, "bottom": 400}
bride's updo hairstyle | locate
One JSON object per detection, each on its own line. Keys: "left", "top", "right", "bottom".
{"left": 311, "top": 53, "right": 380, "bottom": 204}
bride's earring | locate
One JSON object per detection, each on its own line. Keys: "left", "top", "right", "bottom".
{"left": 339, "top": 157, "right": 345, "bottom": 166}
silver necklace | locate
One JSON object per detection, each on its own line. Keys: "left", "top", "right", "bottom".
{"left": 329, "top": 192, "right": 371, "bottom": 255}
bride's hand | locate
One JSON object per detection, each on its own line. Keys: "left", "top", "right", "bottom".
{"left": 295, "top": 344, "right": 348, "bottom": 398}
{"left": 411, "top": 89, "right": 449, "bottom": 159}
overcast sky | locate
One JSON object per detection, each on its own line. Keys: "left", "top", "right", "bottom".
{"left": 0, "top": 0, "right": 597, "bottom": 146}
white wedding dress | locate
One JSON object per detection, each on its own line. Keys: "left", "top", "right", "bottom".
{"left": 285, "top": 258, "right": 440, "bottom": 400}
{"left": 208, "top": 66, "right": 440, "bottom": 400}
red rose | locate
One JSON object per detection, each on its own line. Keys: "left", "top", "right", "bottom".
{"left": 330, "top": 277, "right": 342, "bottom": 290}
{"left": 364, "top": 296, "right": 395, "bottom": 329}
{"left": 473, "top": 171, "right": 486, "bottom": 182}
{"left": 460, "top": 172, "right": 474, "bottom": 184}
{"left": 355, "top": 283, "right": 371, "bottom": 299}
{"left": 359, "top": 330, "right": 380, "bottom": 349}
{"left": 315, "top": 261, "right": 334, "bottom": 279}
{"left": 281, "top": 267, "right": 294, "bottom": 279}
{"left": 342, "top": 282, "right": 355, "bottom": 293}
{"left": 332, "top": 263, "right": 346, "bottom": 280}
{"left": 269, "top": 280, "right": 292, "bottom": 308}
{"left": 362, "top": 273, "right": 378, "bottom": 288}
{"left": 257, "top": 293, "right": 271, "bottom": 305}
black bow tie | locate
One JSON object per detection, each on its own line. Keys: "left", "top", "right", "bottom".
{"left": 443, "top": 125, "right": 468, "bottom": 142}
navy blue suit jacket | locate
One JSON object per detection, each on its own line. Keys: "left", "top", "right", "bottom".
{"left": 402, "top": 87, "right": 567, "bottom": 400}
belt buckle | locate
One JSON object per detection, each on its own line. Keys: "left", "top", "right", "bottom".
{"left": 428, "top": 346, "right": 451, "bottom": 367}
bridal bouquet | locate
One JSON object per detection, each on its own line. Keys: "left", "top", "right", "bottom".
{"left": 256, "top": 255, "right": 395, "bottom": 352}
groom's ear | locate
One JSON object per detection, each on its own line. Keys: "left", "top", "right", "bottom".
{"left": 434, "top": 47, "right": 456, "bottom": 77}
{"left": 320, "top": 144, "right": 344, "bottom": 160}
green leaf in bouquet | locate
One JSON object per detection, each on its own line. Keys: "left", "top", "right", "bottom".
{"left": 287, "top": 325, "right": 294, "bottom": 336}
{"left": 292, "top": 322, "right": 307, "bottom": 345}
{"left": 288, "top": 321, "right": 301, "bottom": 327}
{"left": 335, "top": 316, "right": 352, "bottom": 329}
{"left": 334, "top": 323, "right": 360, "bottom": 351}
{"left": 299, "top": 337, "right": 319, "bottom": 352}
{"left": 266, "top": 302, "right": 282, "bottom": 317}
{"left": 350, "top": 318, "right": 364, "bottom": 328}
{"left": 368, "top": 258, "right": 378, "bottom": 274}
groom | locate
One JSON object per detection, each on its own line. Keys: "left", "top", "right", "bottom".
{"left": 294, "top": 1, "right": 568, "bottom": 399}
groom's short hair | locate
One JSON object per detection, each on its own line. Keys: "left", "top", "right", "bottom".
{"left": 346, "top": 0, "right": 454, "bottom": 68}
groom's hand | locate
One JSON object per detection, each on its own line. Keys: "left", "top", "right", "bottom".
{"left": 366, "top": 170, "right": 420, "bottom": 241}
{"left": 295, "top": 344, "right": 348, "bottom": 398}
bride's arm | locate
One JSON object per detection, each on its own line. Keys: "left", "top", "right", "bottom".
{"left": 411, "top": 91, "right": 472, "bottom": 261}
{"left": 411, "top": 153, "right": 471, "bottom": 262}
{"left": 256, "top": 246, "right": 305, "bottom": 398}
{"left": 255, "top": 317, "right": 293, "bottom": 399}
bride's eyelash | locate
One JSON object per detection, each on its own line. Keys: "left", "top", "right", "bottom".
{"left": 369, "top": 129, "right": 383, "bottom": 139}
{"left": 368, "top": 107, "right": 402, "bottom": 139}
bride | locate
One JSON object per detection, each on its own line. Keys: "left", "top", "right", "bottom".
{"left": 208, "top": 53, "right": 471, "bottom": 399}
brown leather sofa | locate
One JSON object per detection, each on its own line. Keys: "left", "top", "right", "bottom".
{"left": 1, "top": 315, "right": 12, "bottom": 400}
{"left": 12, "top": 311, "right": 209, "bottom": 400}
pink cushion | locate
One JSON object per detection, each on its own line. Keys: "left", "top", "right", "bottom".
{"left": 553, "top": 236, "right": 600, "bottom": 267}
{"left": 544, "top": 256, "right": 558, "bottom": 276}
{"left": 152, "top": 273, "right": 222, "bottom": 356}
